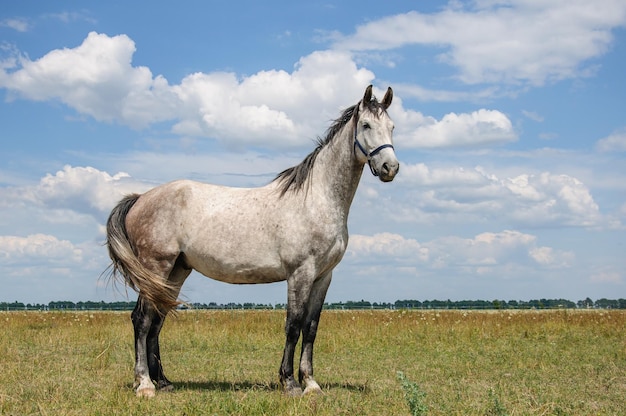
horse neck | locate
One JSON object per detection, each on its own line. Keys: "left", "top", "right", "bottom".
{"left": 310, "top": 123, "right": 364, "bottom": 214}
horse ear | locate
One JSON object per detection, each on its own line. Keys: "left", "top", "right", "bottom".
{"left": 382, "top": 87, "right": 393, "bottom": 109}
{"left": 363, "top": 85, "right": 373, "bottom": 104}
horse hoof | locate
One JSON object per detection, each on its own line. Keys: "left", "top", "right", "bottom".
{"left": 303, "top": 385, "right": 323, "bottom": 395}
{"left": 281, "top": 376, "right": 302, "bottom": 397}
{"left": 303, "top": 379, "right": 323, "bottom": 395}
{"left": 136, "top": 386, "right": 156, "bottom": 398}
{"left": 157, "top": 380, "right": 174, "bottom": 392}
{"left": 284, "top": 387, "right": 303, "bottom": 397}
{"left": 158, "top": 384, "right": 174, "bottom": 393}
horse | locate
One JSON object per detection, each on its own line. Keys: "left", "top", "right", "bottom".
{"left": 105, "top": 85, "right": 399, "bottom": 398}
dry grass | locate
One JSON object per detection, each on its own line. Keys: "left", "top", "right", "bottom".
{"left": 1, "top": 309, "right": 624, "bottom": 415}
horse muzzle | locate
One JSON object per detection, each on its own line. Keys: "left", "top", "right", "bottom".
{"left": 377, "top": 160, "right": 399, "bottom": 182}
{"left": 371, "top": 154, "right": 399, "bottom": 182}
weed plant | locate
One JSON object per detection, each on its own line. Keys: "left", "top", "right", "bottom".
{"left": 397, "top": 371, "right": 428, "bottom": 415}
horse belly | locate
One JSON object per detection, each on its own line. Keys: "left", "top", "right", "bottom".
{"left": 184, "top": 246, "right": 287, "bottom": 284}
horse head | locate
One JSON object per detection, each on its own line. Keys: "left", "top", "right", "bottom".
{"left": 354, "top": 85, "right": 399, "bottom": 182}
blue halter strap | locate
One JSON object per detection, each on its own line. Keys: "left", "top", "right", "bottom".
{"left": 354, "top": 128, "right": 394, "bottom": 177}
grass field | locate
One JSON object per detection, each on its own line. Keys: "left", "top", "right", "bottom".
{"left": 1, "top": 309, "right": 624, "bottom": 415}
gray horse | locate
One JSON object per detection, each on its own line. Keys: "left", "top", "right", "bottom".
{"left": 105, "top": 85, "right": 399, "bottom": 397}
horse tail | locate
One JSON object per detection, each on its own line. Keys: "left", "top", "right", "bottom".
{"left": 105, "top": 194, "right": 180, "bottom": 312}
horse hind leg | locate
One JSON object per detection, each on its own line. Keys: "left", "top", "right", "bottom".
{"left": 131, "top": 297, "right": 159, "bottom": 398}
{"left": 146, "top": 257, "right": 192, "bottom": 392}
{"left": 131, "top": 256, "right": 191, "bottom": 397}
{"left": 146, "top": 310, "right": 172, "bottom": 391}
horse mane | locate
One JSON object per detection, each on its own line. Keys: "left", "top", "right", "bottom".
{"left": 273, "top": 104, "right": 356, "bottom": 196}
{"left": 273, "top": 96, "right": 389, "bottom": 197}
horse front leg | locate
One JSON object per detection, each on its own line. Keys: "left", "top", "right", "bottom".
{"left": 279, "top": 300, "right": 305, "bottom": 396}
{"left": 280, "top": 267, "right": 317, "bottom": 396}
{"left": 299, "top": 271, "right": 332, "bottom": 395}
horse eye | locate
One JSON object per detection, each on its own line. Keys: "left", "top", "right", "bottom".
{"left": 363, "top": 122, "right": 371, "bottom": 130}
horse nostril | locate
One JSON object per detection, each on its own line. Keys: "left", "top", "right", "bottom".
{"left": 382, "top": 162, "right": 390, "bottom": 174}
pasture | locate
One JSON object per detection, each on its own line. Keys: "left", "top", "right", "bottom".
{"left": 1, "top": 309, "right": 624, "bottom": 415}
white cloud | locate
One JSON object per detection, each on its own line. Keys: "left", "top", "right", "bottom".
{"left": 398, "top": 164, "right": 487, "bottom": 187}
{"left": 394, "top": 82, "right": 499, "bottom": 103}
{"left": 0, "top": 234, "right": 82, "bottom": 265}
{"left": 0, "top": 31, "right": 522, "bottom": 151}
{"left": 0, "top": 33, "right": 376, "bottom": 149}
{"left": 332, "top": 1, "right": 626, "bottom": 86}
{"left": 590, "top": 269, "right": 623, "bottom": 284}
{"left": 0, "top": 236, "right": 112, "bottom": 303}
{"left": 1, "top": 165, "right": 151, "bottom": 220}
{"left": 170, "top": 49, "right": 375, "bottom": 147}
{"left": 0, "top": 32, "right": 177, "bottom": 128}
{"left": 394, "top": 164, "right": 606, "bottom": 228}
{"left": 44, "top": 11, "right": 96, "bottom": 25}
{"left": 0, "top": 18, "right": 30, "bottom": 32}
{"left": 596, "top": 129, "right": 626, "bottom": 152}
{"left": 522, "top": 110, "right": 544, "bottom": 122}
{"left": 347, "top": 230, "right": 573, "bottom": 270}
{"left": 395, "top": 107, "right": 517, "bottom": 148}
{"left": 430, "top": 230, "right": 537, "bottom": 267}
{"left": 348, "top": 232, "right": 429, "bottom": 262}
{"left": 529, "top": 246, "right": 574, "bottom": 268}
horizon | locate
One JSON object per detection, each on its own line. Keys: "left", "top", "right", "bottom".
{"left": 1, "top": 1, "right": 625, "bottom": 305}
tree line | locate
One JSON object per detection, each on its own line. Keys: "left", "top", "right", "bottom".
{"left": 1, "top": 297, "right": 625, "bottom": 311}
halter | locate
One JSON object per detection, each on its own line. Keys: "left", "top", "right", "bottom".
{"left": 353, "top": 128, "right": 394, "bottom": 177}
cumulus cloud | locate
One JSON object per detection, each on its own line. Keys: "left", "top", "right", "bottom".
{"left": 332, "top": 1, "right": 626, "bottom": 86}
{"left": 0, "top": 32, "right": 177, "bottom": 128}
{"left": 348, "top": 230, "right": 573, "bottom": 270}
{"left": 348, "top": 232, "right": 429, "bottom": 261}
{"left": 596, "top": 129, "right": 626, "bottom": 152}
{"left": 1, "top": 165, "right": 150, "bottom": 220}
{"left": 0, "top": 235, "right": 110, "bottom": 303}
{"left": 529, "top": 246, "right": 574, "bottom": 268}
{"left": 0, "top": 32, "right": 377, "bottom": 149}
{"left": 395, "top": 164, "right": 605, "bottom": 228}
{"left": 0, "top": 31, "right": 521, "bottom": 150}
{"left": 394, "top": 107, "right": 517, "bottom": 148}
{"left": 0, "top": 234, "right": 82, "bottom": 265}
{"left": 171, "top": 50, "right": 375, "bottom": 146}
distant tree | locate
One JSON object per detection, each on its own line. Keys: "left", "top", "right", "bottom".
{"left": 595, "top": 298, "right": 619, "bottom": 309}
{"left": 578, "top": 298, "right": 594, "bottom": 308}
{"left": 0, "top": 301, "right": 25, "bottom": 311}
{"left": 395, "top": 300, "right": 421, "bottom": 309}
{"left": 8, "top": 297, "right": 626, "bottom": 311}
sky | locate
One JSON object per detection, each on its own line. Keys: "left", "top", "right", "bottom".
{"left": 1, "top": 1, "right": 625, "bottom": 306}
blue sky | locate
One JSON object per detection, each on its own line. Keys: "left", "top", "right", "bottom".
{"left": 1, "top": 1, "right": 625, "bottom": 305}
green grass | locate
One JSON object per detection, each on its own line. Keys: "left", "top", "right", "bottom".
{"left": 1, "top": 309, "right": 625, "bottom": 415}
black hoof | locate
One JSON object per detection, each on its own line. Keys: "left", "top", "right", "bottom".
{"left": 157, "top": 380, "right": 174, "bottom": 392}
